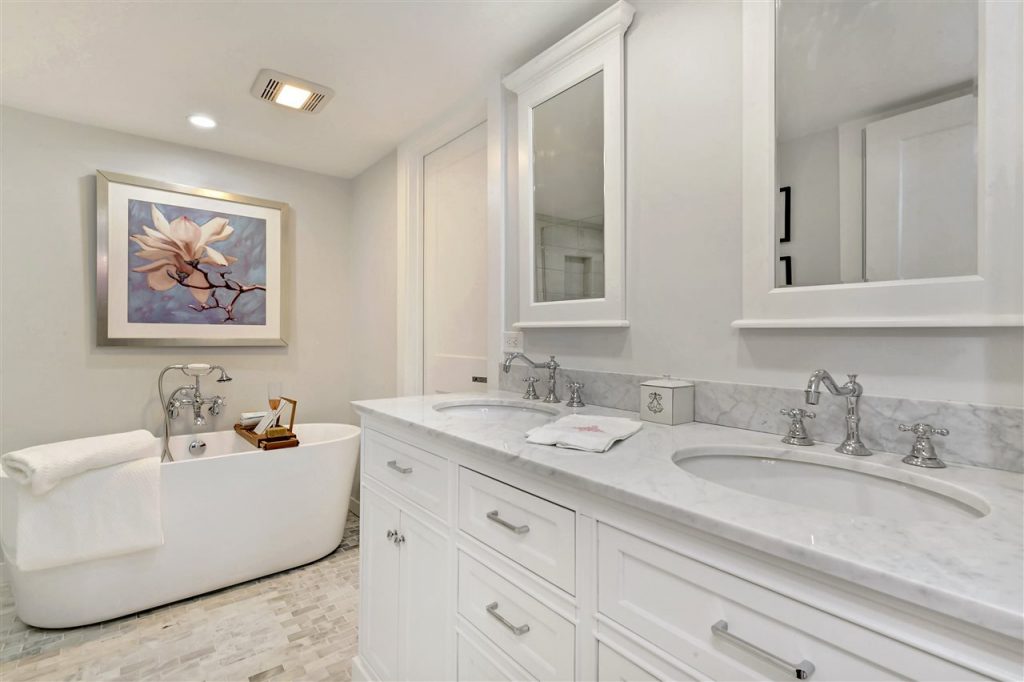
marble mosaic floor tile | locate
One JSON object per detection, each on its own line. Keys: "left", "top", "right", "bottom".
{"left": 0, "top": 514, "right": 360, "bottom": 682}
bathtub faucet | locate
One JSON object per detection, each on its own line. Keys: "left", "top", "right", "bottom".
{"left": 158, "top": 364, "right": 232, "bottom": 461}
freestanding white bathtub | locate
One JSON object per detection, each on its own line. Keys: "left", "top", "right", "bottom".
{"left": 0, "top": 423, "right": 360, "bottom": 628}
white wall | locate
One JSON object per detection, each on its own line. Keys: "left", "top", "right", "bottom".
{"left": 346, "top": 151, "right": 399, "bottom": 418}
{"left": 511, "top": 1, "right": 1023, "bottom": 408}
{"left": 341, "top": 150, "right": 399, "bottom": 511}
{"left": 0, "top": 106, "right": 354, "bottom": 452}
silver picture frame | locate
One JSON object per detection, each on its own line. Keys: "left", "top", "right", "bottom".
{"left": 96, "top": 170, "right": 289, "bottom": 347}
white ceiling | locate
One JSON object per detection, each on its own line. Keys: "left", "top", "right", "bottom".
{"left": 777, "top": 0, "right": 977, "bottom": 140}
{"left": 1, "top": 1, "right": 611, "bottom": 178}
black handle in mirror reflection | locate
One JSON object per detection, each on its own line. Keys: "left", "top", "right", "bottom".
{"left": 779, "top": 186, "right": 791, "bottom": 243}
{"left": 779, "top": 255, "right": 793, "bottom": 286}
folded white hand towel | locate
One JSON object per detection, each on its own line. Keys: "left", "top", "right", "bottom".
{"left": 8, "top": 457, "right": 164, "bottom": 571}
{"left": 239, "top": 412, "right": 268, "bottom": 427}
{"left": 1, "top": 430, "right": 158, "bottom": 495}
{"left": 526, "top": 415, "right": 643, "bottom": 453}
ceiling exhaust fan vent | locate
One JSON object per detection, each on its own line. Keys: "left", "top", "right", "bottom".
{"left": 250, "top": 69, "right": 334, "bottom": 114}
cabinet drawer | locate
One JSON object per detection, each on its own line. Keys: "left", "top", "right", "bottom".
{"left": 458, "top": 552, "right": 574, "bottom": 682}
{"left": 459, "top": 467, "right": 575, "bottom": 592}
{"left": 457, "top": 629, "right": 531, "bottom": 682}
{"left": 597, "top": 523, "right": 984, "bottom": 682}
{"left": 364, "top": 430, "right": 448, "bottom": 518}
{"left": 598, "top": 643, "right": 660, "bottom": 682}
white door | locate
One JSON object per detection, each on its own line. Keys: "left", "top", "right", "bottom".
{"left": 359, "top": 487, "right": 402, "bottom": 682}
{"left": 397, "top": 510, "right": 450, "bottom": 681}
{"left": 423, "top": 122, "right": 489, "bottom": 394}
{"left": 864, "top": 94, "right": 977, "bottom": 281}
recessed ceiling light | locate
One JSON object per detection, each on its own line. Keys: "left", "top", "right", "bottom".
{"left": 188, "top": 114, "right": 217, "bottom": 129}
{"left": 250, "top": 69, "right": 334, "bottom": 114}
{"left": 275, "top": 84, "right": 313, "bottom": 109}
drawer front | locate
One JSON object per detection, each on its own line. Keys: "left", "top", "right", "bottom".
{"left": 459, "top": 467, "right": 575, "bottom": 592}
{"left": 597, "top": 523, "right": 983, "bottom": 682}
{"left": 598, "top": 643, "right": 661, "bottom": 682}
{"left": 458, "top": 552, "right": 574, "bottom": 682}
{"left": 457, "top": 630, "right": 531, "bottom": 682}
{"left": 364, "top": 429, "right": 448, "bottom": 518}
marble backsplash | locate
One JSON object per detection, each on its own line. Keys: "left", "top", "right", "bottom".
{"left": 499, "top": 364, "right": 1024, "bottom": 473}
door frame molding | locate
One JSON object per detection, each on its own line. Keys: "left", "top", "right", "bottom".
{"left": 396, "top": 83, "right": 507, "bottom": 395}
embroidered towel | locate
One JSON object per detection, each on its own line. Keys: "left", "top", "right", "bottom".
{"left": 526, "top": 414, "right": 643, "bottom": 453}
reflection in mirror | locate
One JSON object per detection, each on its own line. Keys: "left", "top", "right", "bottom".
{"left": 775, "top": 0, "right": 978, "bottom": 287}
{"left": 533, "top": 72, "right": 604, "bottom": 303}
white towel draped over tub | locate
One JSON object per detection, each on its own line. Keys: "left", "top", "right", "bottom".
{"left": 1, "top": 430, "right": 164, "bottom": 571}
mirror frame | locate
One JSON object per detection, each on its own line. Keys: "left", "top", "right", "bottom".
{"left": 737, "top": 0, "right": 1023, "bottom": 328}
{"left": 503, "top": 1, "right": 634, "bottom": 328}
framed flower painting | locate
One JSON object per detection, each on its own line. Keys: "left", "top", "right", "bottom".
{"left": 96, "top": 171, "right": 287, "bottom": 346}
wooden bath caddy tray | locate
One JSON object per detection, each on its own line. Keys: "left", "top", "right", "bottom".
{"left": 234, "top": 397, "right": 299, "bottom": 450}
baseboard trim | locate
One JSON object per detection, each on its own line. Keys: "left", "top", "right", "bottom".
{"left": 351, "top": 655, "right": 374, "bottom": 682}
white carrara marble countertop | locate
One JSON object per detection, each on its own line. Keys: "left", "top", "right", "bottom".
{"left": 352, "top": 391, "right": 1024, "bottom": 639}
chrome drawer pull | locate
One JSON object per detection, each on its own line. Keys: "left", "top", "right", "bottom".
{"left": 486, "top": 602, "right": 530, "bottom": 636}
{"left": 711, "top": 620, "right": 815, "bottom": 680}
{"left": 486, "top": 510, "right": 529, "bottom": 535}
{"left": 386, "top": 459, "right": 413, "bottom": 474}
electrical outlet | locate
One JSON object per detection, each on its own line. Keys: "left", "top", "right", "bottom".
{"left": 502, "top": 331, "right": 524, "bottom": 353}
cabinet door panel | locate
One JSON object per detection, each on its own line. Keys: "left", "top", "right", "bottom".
{"left": 399, "top": 510, "right": 450, "bottom": 681}
{"left": 360, "top": 487, "right": 402, "bottom": 682}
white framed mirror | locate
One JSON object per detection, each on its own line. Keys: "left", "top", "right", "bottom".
{"left": 738, "top": 0, "right": 1022, "bottom": 328}
{"left": 504, "top": 1, "right": 634, "bottom": 328}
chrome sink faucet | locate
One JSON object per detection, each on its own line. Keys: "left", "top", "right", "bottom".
{"left": 158, "top": 363, "right": 232, "bottom": 461}
{"left": 503, "top": 353, "right": 560, "bottom": 403}
{"left": 804, "top": 370, "right": 872, "bottom": 456}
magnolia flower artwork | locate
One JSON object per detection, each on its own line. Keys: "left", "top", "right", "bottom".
{"left": 127, "top": 200, "right": 267, "bottom": 325}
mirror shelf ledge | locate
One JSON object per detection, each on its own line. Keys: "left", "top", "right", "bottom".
{"left": 732, "top": 315, "right": 1023, "bottom": 330}
{"left": 513, "top": 320, "right": 630, "bottom": 330}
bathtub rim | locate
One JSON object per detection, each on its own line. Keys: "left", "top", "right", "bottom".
{"left": 165, "top": 422, "right": 361, "bottom": 464}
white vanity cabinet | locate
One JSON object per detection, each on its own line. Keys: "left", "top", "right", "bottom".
{"left": 353, "top": 418, "right": 1022, "bottom": 682}
{"left": 358, "top": 458, "right": 450, "bottom": 681}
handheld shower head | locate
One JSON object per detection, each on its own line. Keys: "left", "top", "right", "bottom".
{"left": 182, "top": 363, "right": 213, "bottom": 377}
{"left": 216, "top": 368, "right": 233, "bottom": 383}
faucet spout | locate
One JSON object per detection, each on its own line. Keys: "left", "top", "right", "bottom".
{"left": 803, "top": 369, "right": 871, "bottom": 456}
{"left": 502, "top": 352, "right": 561, "bottom": 404}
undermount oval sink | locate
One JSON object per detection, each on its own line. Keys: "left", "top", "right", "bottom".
{"left": 673, "top": 447, "right": 989, "bottom": 523}
{"left": 433, "top": 399, "right": 559, "bottom": 426}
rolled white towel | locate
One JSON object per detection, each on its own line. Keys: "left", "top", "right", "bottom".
{"left": 2, "top": 430, "right": 159, "bottom": 495}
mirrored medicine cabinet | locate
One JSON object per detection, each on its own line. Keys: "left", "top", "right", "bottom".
{"left": 739, "top": 0, "right": 1022, "bottom": 327}
{"left": 504, "top": 1, "right": 634, "bottom": 328}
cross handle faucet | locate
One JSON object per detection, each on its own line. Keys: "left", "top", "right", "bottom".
{"left": 503, "top": 353, "right": 560, "bottom": 404}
